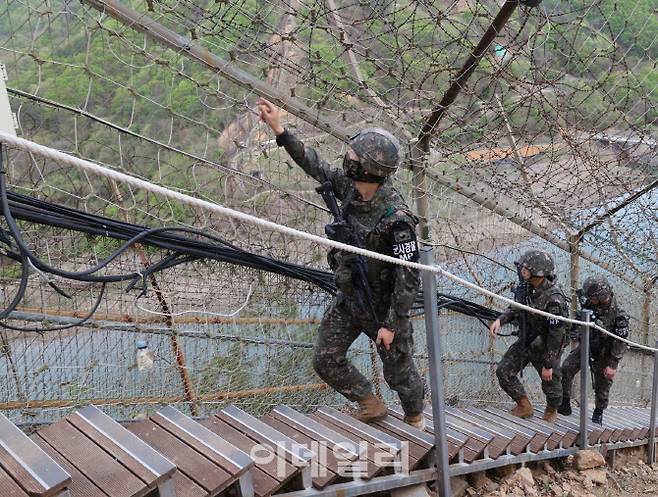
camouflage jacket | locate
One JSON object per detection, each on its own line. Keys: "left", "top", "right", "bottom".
{"left": 276, "top": 129, "right": 420, "bottom": 335}
{"left": 581, "top": 297, "right": 629, "bottom": 370}
{"left": 499, "top": 278, "right": 568, "bottom": 369}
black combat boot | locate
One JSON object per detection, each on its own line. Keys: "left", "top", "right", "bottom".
{"left": 591, "top": 407, "right": 603, "bottom": 425}
{"left": 557, "top": 397, "right": 572, "bottom": 416}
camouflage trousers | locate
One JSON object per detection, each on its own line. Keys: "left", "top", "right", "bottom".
{"left": 313, "top": 301, "right": 425, "bottom": 416}
{"left": 561, "top": 345, "right": 612, "bottom": 410}
{"left": 496, "top": 340, "right": 563, "bottom": 408}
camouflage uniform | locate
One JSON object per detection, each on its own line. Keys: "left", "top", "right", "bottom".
{"left": 496, "top": 276, "right": 568, "bottom": 408}
{"left": 561, "top": 296, "right": 629, "bottom": 410}
{"left": 275, "top": 129, "right": 425, "bottom": 416}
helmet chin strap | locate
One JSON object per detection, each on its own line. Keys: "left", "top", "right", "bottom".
{"left": 528, "top": 275, "right": 545, "bottom": 288}
{"left": 356, "top": 174, "right": 386, "bottom": 185}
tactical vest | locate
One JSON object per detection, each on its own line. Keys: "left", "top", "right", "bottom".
{"left": 589, "top": 299, "right": 621, "bottom": 356}
{"left": 329, "top": 182, "right": 417, "bottom": 314}
{"left": 524, "top": 280, "right": 567, "bottom": 343}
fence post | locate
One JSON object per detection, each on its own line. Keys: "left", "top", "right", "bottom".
{"left": 640, "top": 283, "right": 653, "bottom": 401}
{"left": 568, "top": 234, "right": 581, "bottom": 319}
{"left": 107, "top": 179, "right": 198, "bottom": 416}
{"left": 420, "top": 247, "right": 451, "bottom": 497}
{"left": 648, "top": 340, "right": 658, "bottom": 465}
{"left": 579, "top": 310, "right": 591, "bottom": 449}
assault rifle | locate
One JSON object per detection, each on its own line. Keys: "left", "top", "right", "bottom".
{"left": 512, "top": 261, "right": 530, "bottom": 346}
{"left": 572, "top": 289, "right": 591, "bottom": 340}
{"left": 315, "top": 170, "right": 380, "bottom": 341}
{"left": 573, "top": 289, "right": 600, "bottom": 359}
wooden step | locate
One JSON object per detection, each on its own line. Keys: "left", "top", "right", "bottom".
{"left": 70, "top": 405, "right": 177, "bottom": 496}
{"left": 0, "top": 412, "right": 71, "bottom": 497}
{"left": 217, "top": 405, "right": 313, "bottom": 490}
{"left": 200, "top": 415, "right": 295, "bottom": 497}
{"left": 152, "top": 406, "right": 254, "bottom": 497}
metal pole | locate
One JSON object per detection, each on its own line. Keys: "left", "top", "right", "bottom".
{"left": 410, "top": 148, "right": 432, "bottom": 246}
{"left": 420, "top": 247, "right": 451, "bottom": 497}
{"left": 569, "top": 234, "right": 581, "bottom": 319}
{"left": 648, "top": 339, "right": 658, "bottom": 465}
{"left": 640, "top": 283, "right": 653, "bottom": 401}
{"left": 579, "top": 310, "right": 591, "bottom": 449}
{"left": 417, "top": 0, "right": 521, "bottom": 147}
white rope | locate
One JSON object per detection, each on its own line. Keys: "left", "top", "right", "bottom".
{"left": 0, "top": 131, "right": 433, "bottom": 270}
{"left": 436, "top": 267, "right": 656, "bottom": 352}
{"left": 1, "top": 130, "right": 655, "bottom": 353}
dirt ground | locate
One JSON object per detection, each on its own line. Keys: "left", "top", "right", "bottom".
{"left": 448, "top": 446, "right": 658, "bottom": 497}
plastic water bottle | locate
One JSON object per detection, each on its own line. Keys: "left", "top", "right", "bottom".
{"left": 136, "top": 339, "right": 154, "bottom": 371}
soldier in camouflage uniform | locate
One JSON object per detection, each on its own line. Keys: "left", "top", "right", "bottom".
{"left": 489, "top": 250, "right": 568, "bottom": 422}
{"left": 257, "top": 98, "right": 425, "bottom": 428}
{"left": 558, "top": 275, "right": 629, "bottom": 425}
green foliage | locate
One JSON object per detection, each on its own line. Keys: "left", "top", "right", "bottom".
{"left": 170, "top": 79, "right": 203, "bottom": 116}
{"left": 596, "top": 0, "right": 658, "bottom": 59}
{"left": 0, "top": 261, "right": 22, "bottom": 279}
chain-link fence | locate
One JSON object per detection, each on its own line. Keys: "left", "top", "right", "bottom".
{"left": 0, "top": 0, "right": 656, "bottom": 426}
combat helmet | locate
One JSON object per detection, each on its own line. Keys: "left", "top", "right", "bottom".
{"left": 347, "top": 128, "right": 400, "bottom": 179}
{"left": 516, "top": 249, "right": 555, "bottom": 277}
{"left": 582, "top": 275, "right": 612, "bottom": 301}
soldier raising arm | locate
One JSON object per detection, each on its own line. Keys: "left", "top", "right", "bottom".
{"left": 257, "top": 98, "right": 426, "bottom": 428}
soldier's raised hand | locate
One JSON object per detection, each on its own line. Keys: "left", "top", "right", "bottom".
{"left": 489, "top": 319, "right": 501, "bottom": 339}
{"left": 603, "top": 366, "right": 616, "bottom": 380}
{"left": 257, "top": 98, "right": 284, "bottom": 135}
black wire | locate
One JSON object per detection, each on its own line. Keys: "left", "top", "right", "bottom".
{"left": 430, "top": 243, "right": 514, "bottom": 272}
{"left": 0, "top": 176, "right": 337, "bottom": 330}
{"left": 0, "top": 251, "right": 29, "bottom": 320}
{"left": 1, "top": 158, "right": 506, "bottom": 331}
{"left": 0, "top": 148, "right": 30, "bottom": 319}
{"left": 5, "top": 191, "right": 337, "bottom": 290}
{"left": 0, "top": 283, "right": 106, "bottom": 333}
{"left": 435, "top": 293, "right": 499, "bottom": 330}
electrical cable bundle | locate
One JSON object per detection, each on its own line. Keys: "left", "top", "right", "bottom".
{"left": 0, "top": 153, "right": 337, "bottom": 330}
{"left": 4, "top": 191, "right": 338, "bottom": 292}
{"left": 0, "top": 148, "right": 502, "bottom": 332}
{"left": 434, "top": 293, "right": 500, "bottom": 328}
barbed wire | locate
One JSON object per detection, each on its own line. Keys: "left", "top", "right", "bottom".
{"left": 0, "top": 130, "right": 654, "bottom": 351}
{"left": 0, "top": 0, "right": 655, "bottom": 423}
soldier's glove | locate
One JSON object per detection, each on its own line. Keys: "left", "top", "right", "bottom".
{"left": 568, "top": 325, "right": 581, "bottom": 341}
{"left": 325, "top": 221, "right": 352, "bottom": 244}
